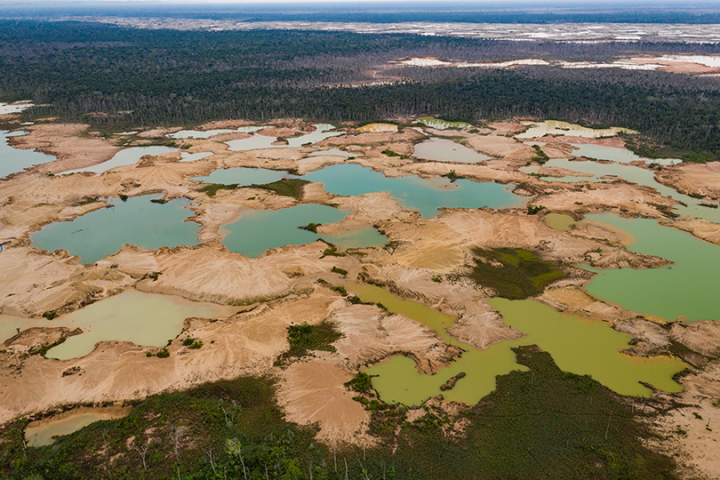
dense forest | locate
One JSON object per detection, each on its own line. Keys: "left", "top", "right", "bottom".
{"left": 1, "top": 21, "right": 720, "bottom": 160}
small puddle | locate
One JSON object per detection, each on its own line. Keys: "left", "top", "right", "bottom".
{"left": 517, "top": 120, "right": 638, "bottom": 139}
{"left": 584, "top": 213, "right": 720, "bottom": 322}
{"left": 25, "top": 406, "right": 132, "bottom": 447}
{"left": 30, "top": 194, "right": 199, "bottom": 264}
{"left": 414, "top": 116, "right": 471, "bottom": 130}
{"left": 42, "top": 289, "right": 236, "bottom": 360}
{"left": 351, "top": 284, "right": 685, "bottom": 406}
{"left": 412, "top": 138, "right": 492, "bottom": 163}
{"left": 304, "top": 163, "right": 522, "bottom": 218}
{"left": 544, "top": 213, "right": 576, "bottom": 231}
{"left": 222, "top": 203, "right": 387, "bottom": 258}
{"left": 0, "top": 130, "right": 57, "bottom": 178}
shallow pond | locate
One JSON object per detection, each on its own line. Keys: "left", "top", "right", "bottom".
{"left": 226, "top": 124, "right": 344, "bottom": 151}
{"left": 569, "top": 143, "right": 680, "bottom": 166}
{"left": 63, "top": 146, "right": 179, "bottom": 174}
{"left": 412, "top": 138, "right": 492, "bottom": 163}
{"left": 307, "top": 148, "right": 353, "bottom": 158}
{"left": 544, "top": 213, "right": 576, "bottom": 231}
{"left": 584, "top": 213, "right": 720, "bottom": 322}
{"left": 25, "top": 406, "right": 132, "bottom": 447}
{"left": 516, "top": 120, "right": 638, "bottom": 139}
{"left": 44, "top": 289, "right": 235, "bottom": 359}
{"left": 353, "top": 284, "right": 685, "bottom": 405}
{"left": 222, "top": 203, "right": 387, "bottom": 258}
{"left": 0, "top": 130, "right": 57, "bottom": 178}
{"left": 169, "top": 126, "right": 268, "bottom": 139}
{"left": 30, "top": 194, "right": 199, "bottom": 264}
{"left": 521, "top": 158, "right": 720, "bottom": 222}
{"left": 192, "top": 167, "right": 295, "bottom": 186}
{"left": 303, "top": 163, "right": 522, "bottom": 218}
{"left": 414, "top": 116, "right": 471, "bottom": 130}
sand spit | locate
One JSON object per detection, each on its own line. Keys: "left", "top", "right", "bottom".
{"left": 8, "top": 124, "right": 121, "bottom": 173}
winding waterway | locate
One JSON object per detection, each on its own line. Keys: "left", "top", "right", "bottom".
{"left": 354, "top": 284, "right": 684, "bottom": 406}
{"left": 0, "top": 130, "right": 57, "bottom": 178}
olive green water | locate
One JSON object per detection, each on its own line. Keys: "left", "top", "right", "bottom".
{"left": 352, "top": 284, "right": 685, "bottom": 406}
{"left": 25, "top": 407, "right": 131, "bottom": 447}
{"left": 584, "top": 213, "right": 720, "bottom": 322}
{"left": 43, "top": 289, "right": 236, "bottom": 360}
{"left": 544, "top": 213, "right": 576, "bottom": 231}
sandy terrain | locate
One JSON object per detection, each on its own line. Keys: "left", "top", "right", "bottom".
{"left": 277, "top": 360, "right": 371, "bottom": 445}
{"left": 3, "top": 117, "right": 720, "bottom": 471}
{"left": 656, "top": 162, "right": 720, "bottom": 201}
{"left": 9, "top": 124, "right": 122, "bottom": 172}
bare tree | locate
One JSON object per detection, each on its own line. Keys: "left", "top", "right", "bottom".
{"left": 169, "top": 427, "right": 181, "bottom": 463}
{"left": 133, "top": 444, "right": 149, "bottom": 471}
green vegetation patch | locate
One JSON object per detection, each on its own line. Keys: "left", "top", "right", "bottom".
{"left": 251, "top": 178, "right": 309, "bottom": 201}
{"left": 278, "top": 321, "right": 343, "bottom": 362}
{"left": 196, "top": 183, "right": 236, "bottom": 197}
{"left": 466, "top": 247, "right": 565, "bottom": 299}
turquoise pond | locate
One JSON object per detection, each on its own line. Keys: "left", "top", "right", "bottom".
{"left": 30, "top": 194, "right": 199, "bottom": 264}
{"left": 192, "top": 167, "right": 295, "bottom": 186}
{"left": 303, "top": 163, "right": 522, "bottom": 218}
{"left": 221, "top": 203, "right": 387, "bottom": 258}
{"left": 0, "top": 130, "right": 57, "bottom": 178}
{"left": 584, "top": 213, "right": 720, "bottom": 322}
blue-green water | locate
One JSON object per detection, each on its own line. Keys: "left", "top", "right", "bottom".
{"left": 521, "top": 158, "right": 720, "bottom": 222}
{"left": 0, "top": 130, "right": 57, "bottom": 178}
{"left": 30, "top": 194, "right": 199, "bottom": 264}
{"left": 222, "top": 203, "right": 386, "bottom": 258}
{"left": 584, "top": 213, "right": 720, "bottom": 322}
{"left": 304, "top": 163, "right": 522, "bottom": 218}
{"left": 192, "top": 167, "right": 295, "bottom": 186}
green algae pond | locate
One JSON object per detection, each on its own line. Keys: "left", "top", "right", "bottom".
{"left": 544, "top": 212, "right": 576, "bottom": 231}
{"left": 584, "top": 213, "right": 720, "bottom": 322}
{"left": 350, "top": 283, "right": 685, "bottom": 406}
{"left": 0, "top": 130, "right": 57, "bottom": 178}
{"left": 221, "top": 203, "right": 387, "bottom": 258}
{"left": 30, "top": 194, "right": 199, "bottom": 264}
{"left": 304, "top": 163, "right": 522, "bottom": 218}
{"left": 414, "top": 116, "right": 471, "bottom": 130}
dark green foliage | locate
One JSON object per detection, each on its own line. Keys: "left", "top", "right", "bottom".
{"left": 344, "top": 372, "right": 373, "bottom": 393}
{"left": 382, "top": 148, "right": 400, "bottom": 157}
{"left": 466, "top": 247, "right": 565, "bottom": 299}
{"left": 156, "top": 348, "right": 170, "bottom": 358}
{"left": 251, "top": 179, "right": 309, "bottom": 201}
{"left": 445, "top": 169, "right": 459, "bottom": 182}
{"left": 280, "top": 321, "right": 342, "bottom": 361}
{"left": 41, "top": 311, "right": 58, "bottom": 320}
{"left": 331, "top": 266, "right": 347, "bottom": 276}
{"left": 188, "top": 341, "right": 203, "bottom": 350}
{"left": 532, "top": 144, "right": 550, "bottom": 164}
{"left": 149, "top": 198, "right": 168, "bottom": 204}
{"left": 118, "top": 194, "right": 128, "bottom": 201}
{"left": 321, "top": 241, "right": 346, "bottom": 257}
{"left": 196, "top": 183, "right": 236, "bottom": 197}
{"left": 432, "top": 275, "right": 442, "bottom": 283}
{"left": 299, "top": 222, "right": 320, "bottom": 233}
{"left": 182, "top": 337, "right": 194, "bottom": 346}
{"left": 331, "top": 285, "right": 347, "bottom": 295}
{"left": 527, "top": 205, "right": 545, "bottom": 215}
